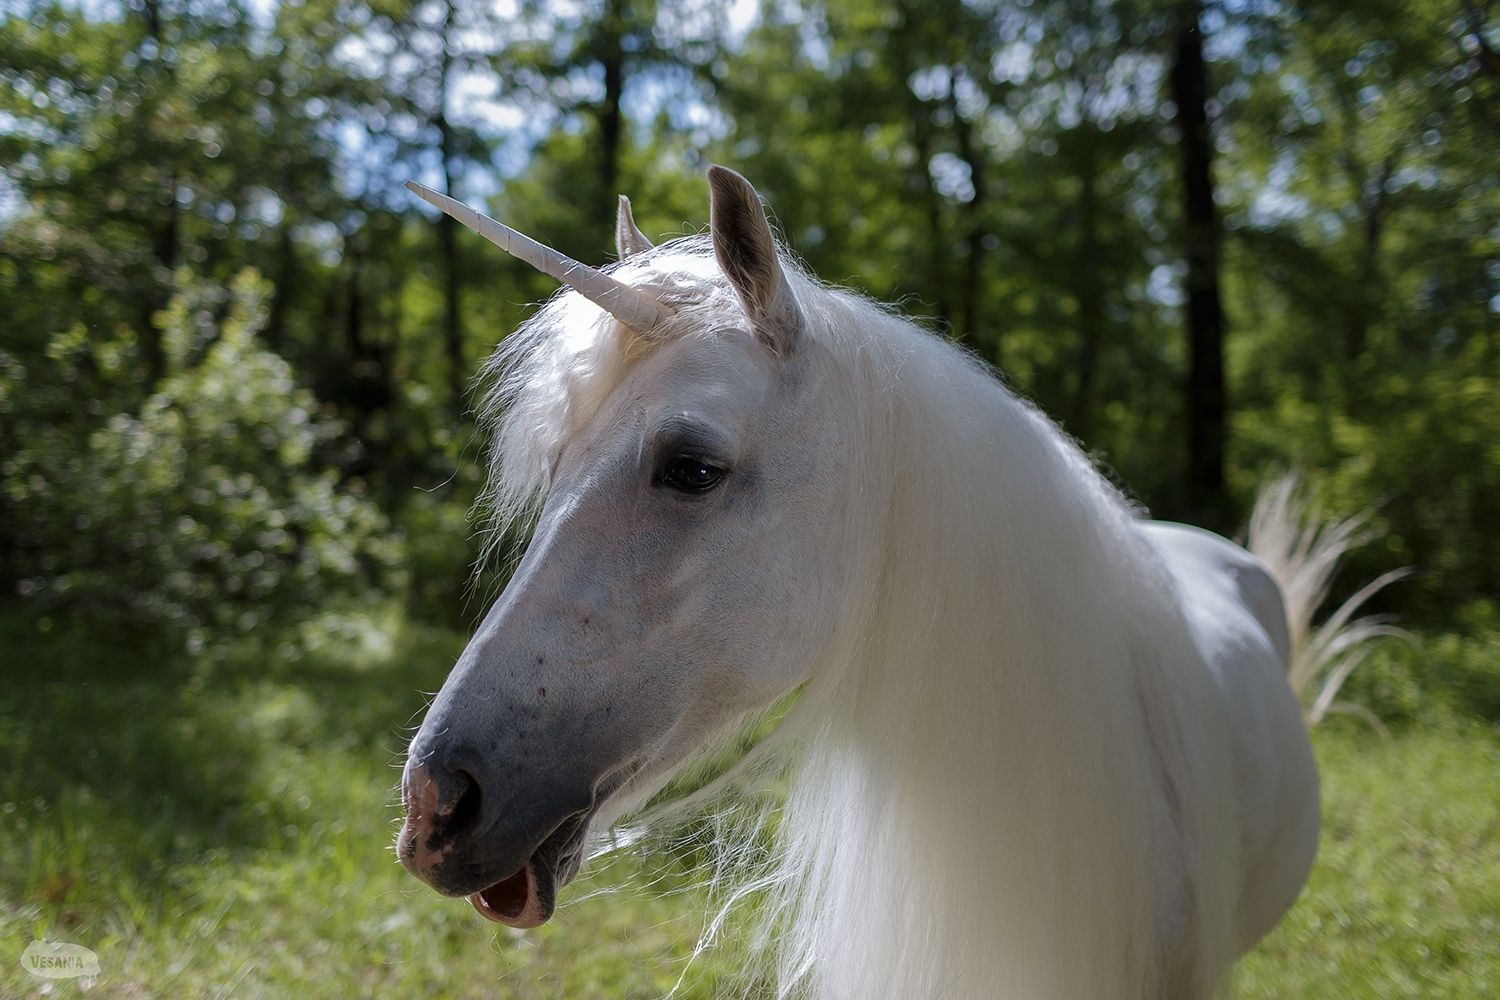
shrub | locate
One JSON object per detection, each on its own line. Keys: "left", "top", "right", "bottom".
{"left": 2, "top": 270, "right": 402, "bottom": 649}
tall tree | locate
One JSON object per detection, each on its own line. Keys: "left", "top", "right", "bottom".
{"left": 435, "top": 0, "right": 464, "bottom": 418}
{"left": 1170, "top": 0, "right": 1227, "bottom": 525}
{"left": 501, "top": 0, "right": 693, "bottom": 235}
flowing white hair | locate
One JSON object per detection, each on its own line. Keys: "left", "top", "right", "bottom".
{"left": 436, "top": 171, "right": 1241, "bottom": 995}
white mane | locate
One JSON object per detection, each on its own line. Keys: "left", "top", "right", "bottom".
{"left": 476, "top": 237, "right": 1241, "bottom": 998}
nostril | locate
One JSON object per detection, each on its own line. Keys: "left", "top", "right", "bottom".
{"left": 440, "top": 768, "right": 482, "bottom": 838}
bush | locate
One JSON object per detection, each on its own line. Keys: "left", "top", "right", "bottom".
{"left": 2, "top": 270, "right": 402, "bottom": 649}
{"left": 1339, "top": 601, "right": 1500, "bottom": 730}
{"left": 398, "top": 486, "right": 483, "bottom": 630}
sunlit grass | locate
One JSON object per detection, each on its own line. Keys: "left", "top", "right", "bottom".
{"left": 1, "top": 609, "right": 1496, "bottom": 997}
{"left": 1237, "top": 721, "right": 1500, "bottom": 998}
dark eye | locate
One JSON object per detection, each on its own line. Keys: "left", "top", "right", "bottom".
{"left": 659, "top": 456, "right": 726, "bottom": 494}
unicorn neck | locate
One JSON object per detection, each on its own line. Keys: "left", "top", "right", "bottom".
{"left": 770, "top": 309, "right": 1231, "bottom": 999}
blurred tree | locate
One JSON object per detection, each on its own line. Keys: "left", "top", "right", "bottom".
{"left": 493, "top": 0, "right": 724, "bottom": 247}
{"left": 717, "top": 0, "right": 1190, "bottom": 507}
{"left": 1, "top": 0, "right": 265, "bottom": 386}
{"left": 2, "top": 0, "right": 1496, "bottom": 636}
{"left": 1221, "top": 0, "right": 1500, "bottom": 618}
{"left": 380, "top": 0, "right": 506, "bottom": 417}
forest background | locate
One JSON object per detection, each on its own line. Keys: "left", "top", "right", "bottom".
{"left": 2, "top": 0, "right": 1498, "bottom": 995}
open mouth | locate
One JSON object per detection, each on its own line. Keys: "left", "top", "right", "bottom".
{"left": 470, "top": 860, "right": 545, "bottom": 926}
{"left": 467, "top": 811, "right": 589, "bottom": 928}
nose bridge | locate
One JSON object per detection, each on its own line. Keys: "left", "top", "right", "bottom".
{"left": 397, "top": 456, "right": 674, "bottom": 900}
{"left": 480, "top": 482, "right": 617, "bottom": 629}
{"left": 404, "top": 466, "right": 652, "bottom": 823}
{"left": 466, "top": 492, "right": 631, "bottom": 683}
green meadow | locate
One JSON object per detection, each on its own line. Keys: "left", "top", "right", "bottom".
{"left": 2, "top": 610, "right": 1496, "bottom": 998}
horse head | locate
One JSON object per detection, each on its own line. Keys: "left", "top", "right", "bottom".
{"left": 397, "top": 168, "right": 856, "bottom": 927}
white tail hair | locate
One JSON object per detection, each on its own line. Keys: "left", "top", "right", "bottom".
{"left": 1247, "top": 475, "right": 1409, "bottom": 731}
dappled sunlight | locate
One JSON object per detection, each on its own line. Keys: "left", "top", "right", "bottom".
{"left": 2, "top": 0, "right": 1497, "bottom": 994}
{"left": 0, "top": 609, "right": 752, "bottom": 996}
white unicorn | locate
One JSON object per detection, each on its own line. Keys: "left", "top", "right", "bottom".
{"left": 397, "top": 167, "right": 1368, "bottom": 998}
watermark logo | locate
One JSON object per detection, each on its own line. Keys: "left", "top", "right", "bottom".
{"left": 21, "top": 940, "right": 100, "bottom": 990}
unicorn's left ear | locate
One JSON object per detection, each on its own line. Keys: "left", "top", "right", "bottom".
{"left": 616, "top": 195, "right": 654, "bottom": 258}
{"left": 707, "top": 165, "right": 801, "bottom": 356}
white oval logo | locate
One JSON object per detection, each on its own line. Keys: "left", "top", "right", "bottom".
{"left": 21, "top": 940, "right": 100, "bottom": 988}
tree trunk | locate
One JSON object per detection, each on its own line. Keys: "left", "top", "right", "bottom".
{"left": 1346, "top": 152, "right": 1397, "bottom": 361}
{"left": 1171, "top": 1, "right": 1228, "bottom": 526}
{"left": 342, "top": 235, "right": 391, "bottom": 479}
{"left": 264, "top": 219, "right": 295, "bottom": 352}
{"left": 343, "top": 240, "right": 369, "bottom": 465}
{"left": 1072, "top": 154, "right": 1103, "bottom": 442}
{"left": 436, "top": 0, "right": 464, "bottom": 420}
{"left": 911, "top": 117, "right": 952, "bottom": 332}
{"left": 598, "top": 0, "right": 626, "bottom": 230}
{"left": 139, "top": 0, "right": 174, "bottom": 385}
{"left": 894, "top": 0, "right": 952, "bottom": 334}
{"left": 946, "top": 74, "right": 989, "bottom": 354}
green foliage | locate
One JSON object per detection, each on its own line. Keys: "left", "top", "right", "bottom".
{"left": 1, "top": 271, "right": 400, "bottom": 646}
{"left": 0, "top": 5, "right": 1495, "bottom": 995}
{"left": 1, "top": 3, "right": 1495, "bottom": 993}
{"left": 1222, "top": 0, "right": 1500, "bottom": 620}
{"left": 398, "top": 486, "right": 487, "bottom": 629}
{"left": 4, "top": 0, "right": 1496, "bottom": 630}
{"left": 1339, "top": 602, "right": 1500, "bottom": 730}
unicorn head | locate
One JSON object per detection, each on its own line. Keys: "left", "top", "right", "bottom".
{"left": 396, "top": 167, "right": 1258, "bottom": 1000}
{"left": 398, "top": 167, "right": 860, "bottom": 928}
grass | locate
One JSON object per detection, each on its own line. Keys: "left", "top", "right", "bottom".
{"left": 1, "top": 608, "right": 1497, "bottom": 998}
{"left": 1236, "top": 722, "right": 1500, "bottom": 997}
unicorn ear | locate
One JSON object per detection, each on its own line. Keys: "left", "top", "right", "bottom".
{"left": 616, "top": 195, "right": 654, "bottom": 258}
{"left": 707, "top": 165, "right": 801, "bottom": 355}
